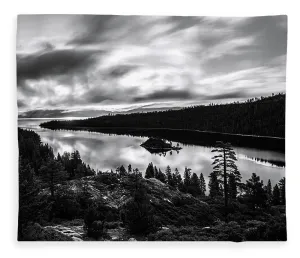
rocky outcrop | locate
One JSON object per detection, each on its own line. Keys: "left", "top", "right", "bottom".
{"left": 22, "top": 223, "right": 74, "bottom": 241}
{"left": 44, "top": 225, "right": 84, "bottom": 241}
{"left": 22, "top": 222, "right": 85, "bottom": 241}
{"left": 24, "top": 176, "right": 213, "bottom": 241}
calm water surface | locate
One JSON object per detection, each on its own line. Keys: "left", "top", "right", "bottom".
{"left": 18, "top": 118, "right": 285, "bottom": 185}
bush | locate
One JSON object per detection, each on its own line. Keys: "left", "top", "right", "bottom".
{"left": 148, "top": 226, "right": 214, "bottom": 241}
{"left": 172, "top": 195, "right": 194, "bottom": 207}
{"left": 84, "top": 202, "right": 113, "bottom": 238}
{"left": 88, "top": 221, "right": 106, "bottom": 239}
{"left": 177, "top": 216, "right": 187, "bottom": 227}
{"left": 245, "top": 227, "right": 260, "bottom": 241}
{"left": 212, "top": 221, "right": 244, "bottom": 242}
{"left": 148, "top": 229, "right": 177, "bottom": 241}
{"left": 264, "top": 216, "right": 287, "bottom": 241}
{"left": 121, "top": 185, "right": 156, "bottom": 234}
{"left": 95, "top": 174, "right": 118, "bottom": 185}
{"left": 53, "top": 195, "right": 80, "bottom": 220}
{"left": 105, "top": 221, "right": 120, "bottom": 229}
{"left": 122, "top": 200, "right": 155, "bottom": 234}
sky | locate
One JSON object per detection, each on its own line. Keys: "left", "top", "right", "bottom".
{"left": 17, "top": 15, "right": 287, "bottom": 115}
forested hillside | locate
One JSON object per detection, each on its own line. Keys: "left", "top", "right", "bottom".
{"left": 18, "top": 128, "right": 286, "bottom": 241}
{"left": 41, "top": 94, "right": 285, "bottom": 137}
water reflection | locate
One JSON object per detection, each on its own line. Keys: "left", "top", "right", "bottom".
{"left": 18, "top": 119, "right": 285, "bottom": 185}
{"left": 241, "top": 155, "right": 285, "bottom": 168}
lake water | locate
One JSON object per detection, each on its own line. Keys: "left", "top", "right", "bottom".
{"left": 18, "top": 118, "right": 285, "bottom": 186}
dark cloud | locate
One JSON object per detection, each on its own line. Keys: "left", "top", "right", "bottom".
{"left": 67, "top": 15, "right": 187, "bottom": 47}
{"left": 79, "top": 85, "right": 140, "bottom": 105}
{"left": 17, "top": 99, "right": 26, "bottom": 108}
{"left": 84, "top": 93, "right": 113, "bottom": 104}
{"left": 41, "top": 42, "right": 55, "bottom": 51}
{"left": 133, "top": 88, "right": 194, "bottom": 102}
{"left": 18, "top": 109, "right": 110, "bottom": 118}
{"left": 105, "top": 65, "right": 138, "bottom": 79}
{"left": 17, "top": 48, "right": 102, "bottom": 86}
{"left": 207, "top": 91, "right": 249, "bottom": 100}
{"left": 67, "top": 15, "right": 114, "bottom": 46}
{"left": 17, "top": 15, "right": 287, "bottom": 112}
{"left": 232, "top": 15, "right": 287, "bottom": 61}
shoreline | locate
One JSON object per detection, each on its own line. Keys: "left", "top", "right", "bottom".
{"left": 39, "top": 124, "right": 285, "bottom": 153}
{"left": 38, "top": 124, "right": 285, "bottom": 140}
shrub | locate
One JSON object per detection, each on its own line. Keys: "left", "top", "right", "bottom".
{"left": 95, "top": 173, "right": 119, "bottom": 185}
{"left": 177, "top": 216, "right": 187, "bottom": 227}
{"left": 105, "top": 221, "right": 120, "bottom": 229}
{"left": 245, "top": 227, "right": 260, "bottom": 241}
{"left": 264, "top": 216, "right": 287, "bottom": 241}
{"left": 148, "top": 229, "right": 176, "bottom": 241}
{"left": 84, "top": 202, "right": 113, "bottom": 238}
{"left": 88, "top": 220, "right": 106, "bottom": 239}
{"left": 52, "top": 195, "right": 80, "bottom": 220}
{"left": 171, "top": 195, "right": 194, "bottom": 207}
{"left": 121, "top": 184, "right": 156, "bottom": 234}
{"left": 212, "top": 221, "right": 244, "bottom": 242}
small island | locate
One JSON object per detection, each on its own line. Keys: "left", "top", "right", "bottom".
{"left": 140, "top": 138, "right": 182, "bottom": 154}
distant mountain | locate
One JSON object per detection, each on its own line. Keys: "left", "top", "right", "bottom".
{"left": 18, "top": 109, "right": 110, "bottom": 119}
{"left": 41, "top": 94, "right": 285, "bottom": 138}
{"left": 18, "top": 106, "right": 180, "bottom": 119}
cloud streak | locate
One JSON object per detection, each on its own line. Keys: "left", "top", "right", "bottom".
{"left": 17, "top": 15, "right": 287, "bottom": 114}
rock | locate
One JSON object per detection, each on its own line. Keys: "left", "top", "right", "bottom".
{"left": 44, "top": 224, "right": 84, "bottom": 239}
{"left": 21, "top": 221, "right": 87, "bottom": 241}
{"left": 72, "top": 237, "right": 83, "bottom": 241}
{"left": 107, "top": 228, "right": 126, "bottom": 241}
{"left": 22, "top": 223, "right": 73, "bottom": 241}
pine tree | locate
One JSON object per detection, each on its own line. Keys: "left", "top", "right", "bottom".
{"left": 165, "top": 166, "right": 172, "bottom": 185}
{"left": 40, "top": 158, "right": 68, "bottom": 199}
{"left": 154, "top": 166, "right": 158, "bottom": 178}
{"left": 183, "top": 167, "right": 192, "bottom": 191}
{"left": 199, "top": 173, "right": 206, "bottom": 196}
{"left": 128, "top": 164, "right": 132, "bottom": 174}
{"left": 208, "top": 171, "right": 221, "bottom": 197}
{"left": 61, "top": 152, "right": 72, "bottom": 178}
{"left": 157, "top": 169, "right": 166, "bottom": 183}
{"left": 174, "top": 168, "right": 181, "bottom": 187}
{"left": 211, "top": 141, "right": 239, "bottom": 208}
{"left": 132, "top": 168, "right": 142, "bottom": 190}
{"left": 122, "top": 181, "right": 155, "bottom": 234}
{"left": 18, "top": 157, "right": 43, "bottom": 238}
{"left": 266, "top": 179, "right": 273, "bottom": 205}
{"left": 245, "top": 173, "right": 267, "bottom": 209}
{"left": 116, "top": 166, "right": 120, "bottom": 176}
{"left": 278, "top": 177, "right": 286, "bottom": 205}
{"left": 190, "top": 173, "right": 200, "bottom": 196}
{"left": 145, "top": 162, "right": 155, "bottom": 178}
{"left": 119, "top": 165, "right": 127, "bottom": 176}
{"left": 171, "top": 173, "right": 177, "bottom": 187}
{"left": 228, "top": 173, "right": 238, "bottom": 201}
{"left": 272, "top": 184, "right": 281, "bottom": 205}
{"left": 71, "top": 150, "right": 82, "bottom": 177}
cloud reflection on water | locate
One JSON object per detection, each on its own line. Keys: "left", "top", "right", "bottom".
{"left": 34, "top": 127, "right": 284, "bottom": 185}
{"left": 18, "top": 118, "right": 285, "bottom": 186}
